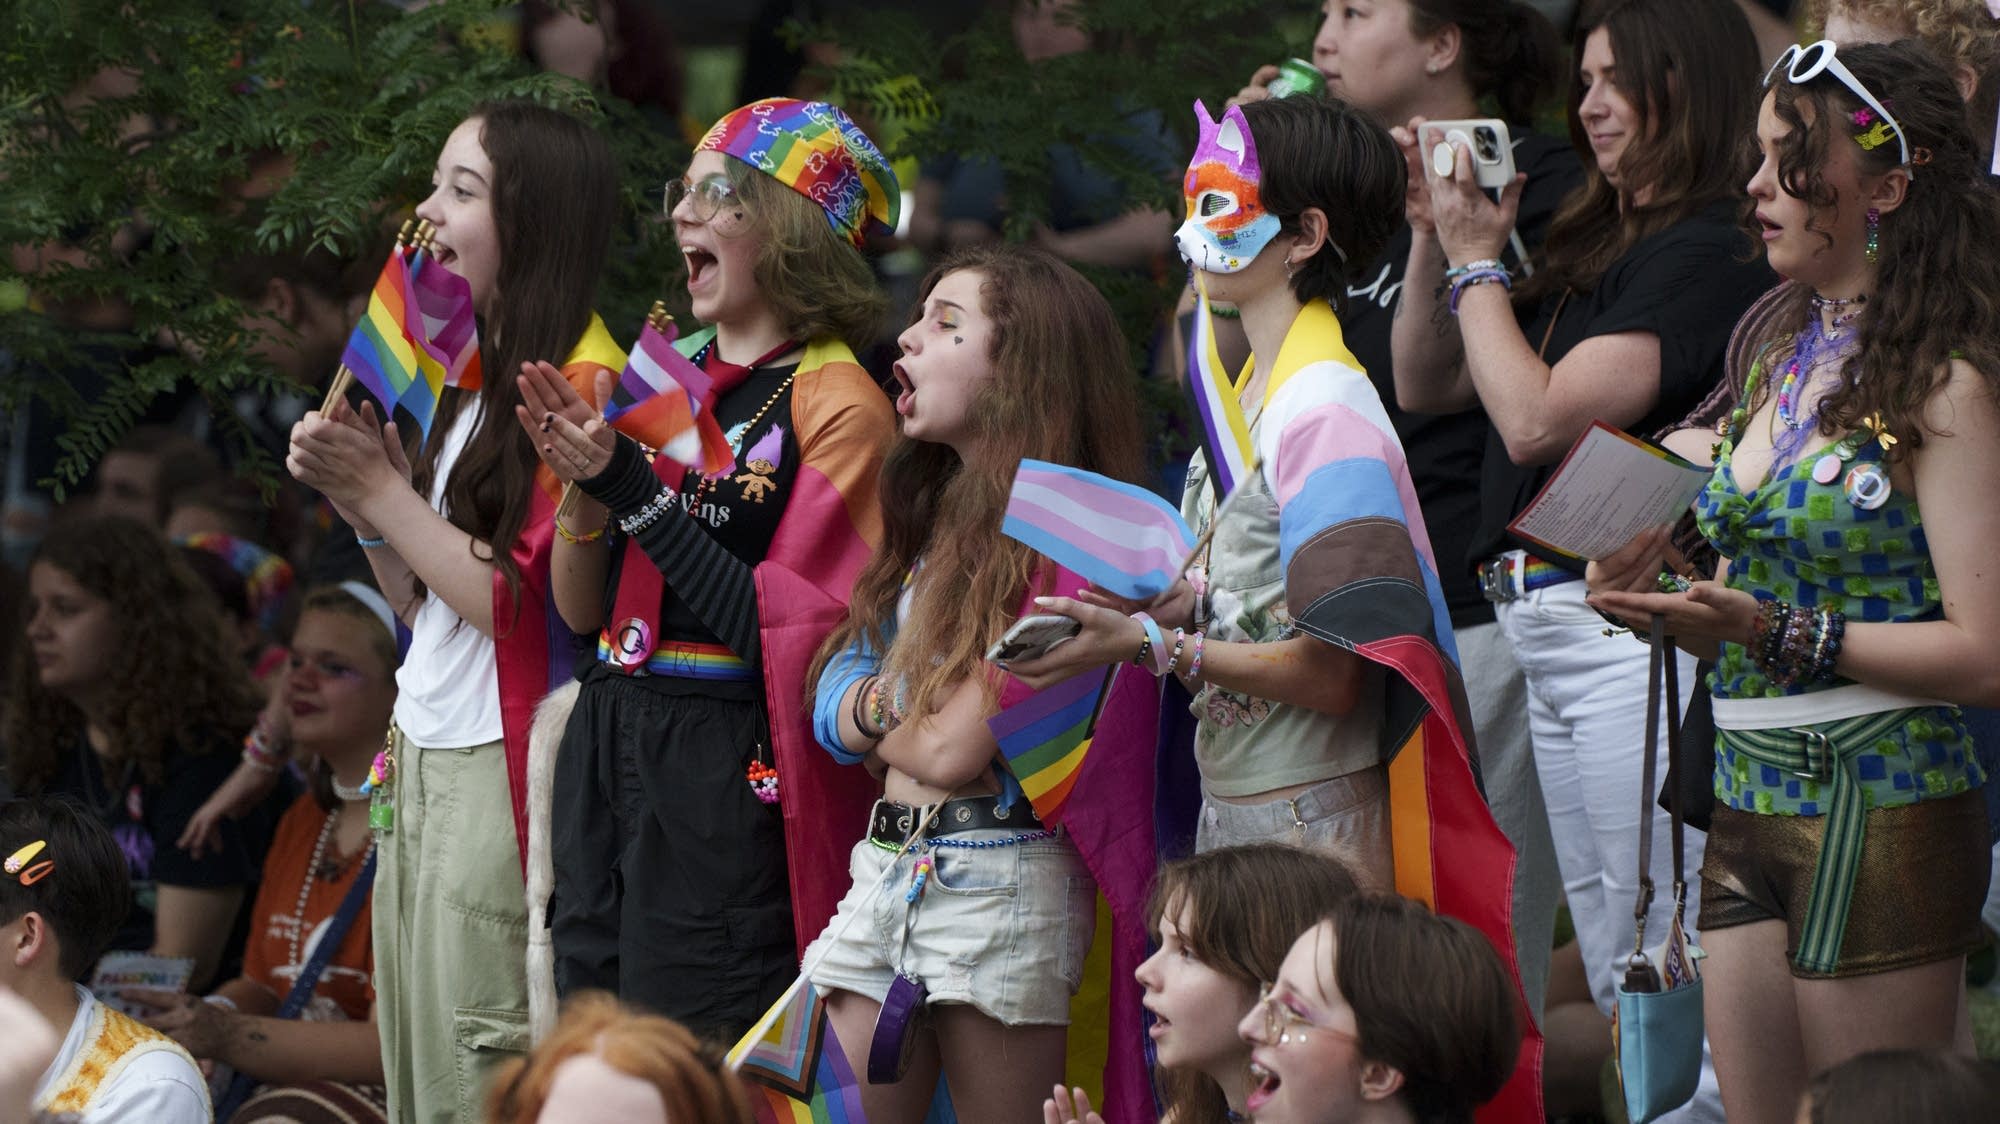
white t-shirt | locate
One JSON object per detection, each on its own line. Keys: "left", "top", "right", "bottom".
{"left": 33, "top": 987, "right": 210, "bottom": 1124}
{"left": 392, "top": 404, "right": 505, "bottom": 748}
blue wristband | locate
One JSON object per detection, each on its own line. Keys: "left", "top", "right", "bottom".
{"left": 356, "top": 533, "right": 388, "bottom": 549}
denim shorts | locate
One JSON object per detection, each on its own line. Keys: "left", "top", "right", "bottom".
{"left": 1194, "top": 765, "right": 1393, "bottom": 890}
{"left": 804, "top": 828, "right": 1096, "bottom": 1026}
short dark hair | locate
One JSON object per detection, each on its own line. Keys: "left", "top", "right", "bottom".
{"left": 0, "top": 797, "right": 132, "bottom": 979}
{"left": 1236, "top": 96, "right": 1405, "bottom": 315}
{"left": 1330, "top": 894, "right": 1520, "bottom": 1124}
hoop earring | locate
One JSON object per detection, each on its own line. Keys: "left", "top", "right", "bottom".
{"left": 1864, "top": 207, "right": 1879, "bottom": 264}
{"left": 1285, "top": 257, "right": 1299, "bottom": 279}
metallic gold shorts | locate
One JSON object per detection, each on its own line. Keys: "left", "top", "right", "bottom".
{"left": 1697, "top": 787, "right": 1991, "bottom": 979}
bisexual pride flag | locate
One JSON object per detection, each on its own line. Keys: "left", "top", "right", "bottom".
{"left": 408, "top": 252, "right": 481, "bottom": 390}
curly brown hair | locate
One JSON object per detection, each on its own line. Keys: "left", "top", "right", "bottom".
{"left": 1740, "top": 40, "right": 2000, "bottom": 456}
{"left": 808, "top": 244, "right": 1143, "bottom": 720}
{"left": 4, "top": 516, "right": 260, "bottom": 790}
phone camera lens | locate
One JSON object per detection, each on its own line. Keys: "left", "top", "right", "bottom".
{"left": 1473, "top": 127, "right": 1500, "bottom": 163}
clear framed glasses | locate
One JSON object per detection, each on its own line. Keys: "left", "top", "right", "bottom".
{"left": 1251, "top": 984, "right": 1358, "bottom": 1047}
{"left": 1763, "top": 40, "right": 1910, "bottom": 167}
{"left": 664, "top": 174, "right": 740, "bottom": 224}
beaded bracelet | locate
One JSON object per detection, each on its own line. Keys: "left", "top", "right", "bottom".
{"left": 1164, "top": 628, "right": 1187, "bottom": 677}
{"left": 1448, "top": 269, "right": 1512, "bottom": 315}
{"left": 555, "top": 518, "right": 605, "bottom": 545}
{"left": 851, "top": 675, "right": 882, "bottom": 739}
{"left": 355, "top": 533, "right": 388, "bottom": 549}
{"left": 1185, "top": 630, "right": 1206, "bottom": 682}
{"left": 618, "top": 487, "right": 678, "bottom": 536}
{"left": 242, "top": 723, "right": 285, "bottom": 771}
{"left": 1443, "top": 258, "right": 1506, "bottom": 282}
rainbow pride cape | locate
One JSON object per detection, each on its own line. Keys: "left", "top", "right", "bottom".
{"left": 985, "top": 566, "right": 1162, "bottom": 1124}
{"left": 493, "top": 314, "right": 627, "bottom": 872}
{"left": 1240, "top": 299, "right": 1541, "bottom": 1124}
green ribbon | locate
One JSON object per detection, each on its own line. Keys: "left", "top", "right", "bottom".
{"left": 1719, "top": 707, "right": 1917, "bottom": 973}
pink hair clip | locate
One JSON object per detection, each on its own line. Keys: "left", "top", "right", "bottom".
{"left": 1850, "top": 107, "right": 1874, "bottom": 127}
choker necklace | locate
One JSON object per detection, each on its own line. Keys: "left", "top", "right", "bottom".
{"left": 331, "top": 775, "right": 370, "bottom": 803}
{"left": 1808, "top": 291, "right": 1866, "bottom": 332}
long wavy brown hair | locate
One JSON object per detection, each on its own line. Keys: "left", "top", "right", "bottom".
{"left": 5, "top": 516, "right": 261, "bottom": 790}
{"left": 408, "top": 101, "right": 616, "bottom": 632}
{"left": 1740, "top": 40, "right": 2000, "bottom": 456}
{"left": 809, "top": 245, "right": 1143, "bottom": 719}
{"left": 1519, "top": 0, "right": 1760, "bottom": 305}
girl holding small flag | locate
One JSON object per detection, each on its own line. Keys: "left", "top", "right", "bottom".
{"left": 511, "top": 98, "right": 896, "bottom": 1041}
{"left": 804, "top": 245, "right": 1145, "bottom": 1123}
{"left": 286, "top": 101, "right": 627, "bottom": 1123}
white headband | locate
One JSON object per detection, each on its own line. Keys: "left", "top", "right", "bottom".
{"left": 337, "top": 580, "right": 398, "bottom": 639}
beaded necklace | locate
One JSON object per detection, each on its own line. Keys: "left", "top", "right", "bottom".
{"left": 680, "top": 340, "right": 796, "bottom": 513}
{"left": 289, "top": 809, "right": 373, "bottom": 969}
{"left": 1769, "top": 293, "right": 1863, "bottom": 467}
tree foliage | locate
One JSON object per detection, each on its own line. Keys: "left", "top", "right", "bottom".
{"left": 0, "top": 0, "right": 684, "bottom": 496}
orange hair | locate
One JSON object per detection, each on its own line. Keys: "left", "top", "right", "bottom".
{"left": 485, "top": 993, "right": 756, "bottom": 1124}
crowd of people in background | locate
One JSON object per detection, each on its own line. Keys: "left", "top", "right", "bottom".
{"left": 5, "top": 1, "right": 2000, "bottom": 1123}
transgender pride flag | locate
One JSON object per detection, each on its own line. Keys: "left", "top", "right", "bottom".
{"left": 604, "top": 316, "right": 733, "bottom": 473}
{"left": 1001, "top": 460, "right": 1195, "bottom": 601}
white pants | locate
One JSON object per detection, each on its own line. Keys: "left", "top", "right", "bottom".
{"left": 1496, "top": 579, "right": 1724, "bottom": 1124}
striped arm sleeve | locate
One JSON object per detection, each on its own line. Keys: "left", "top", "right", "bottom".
{"left": 577, "top": 435, "right": 762, "bottom": 665}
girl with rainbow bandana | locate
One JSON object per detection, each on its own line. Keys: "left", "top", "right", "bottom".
{"left": 517, "top": 98, "right": 895, "bottom": 1042}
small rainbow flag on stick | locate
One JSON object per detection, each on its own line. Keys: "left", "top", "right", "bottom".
{"left": 1000, "top": 460, "right": 1195, "bottom": 601}
{"left": 324, "top": 219, "right": 474, "bottom": 440}
{"left": 603, "top": 303, "right": 733, "bottom": 473}
{"left": 729, "top": 976, "right": 865, "bottom": 1124}
{"left": 987, "top": 667, "right": 1114, "bottom": 821}
{"left": 1186, "top": 274, "right": 1256, "bottom": 500}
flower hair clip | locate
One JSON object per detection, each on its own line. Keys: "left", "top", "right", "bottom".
{"left": 1850, "top": 107, "right": 1875, "bottom": 127}
{"left": 4, "top": 840, "right": 53, "bottom": 886}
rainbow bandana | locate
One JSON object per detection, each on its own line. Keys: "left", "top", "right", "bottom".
{"left": 696, "top": 98, "right": 899, "bottom": 247}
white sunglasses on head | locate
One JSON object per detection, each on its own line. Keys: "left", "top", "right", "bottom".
{"left": 1763, "top": 40, "right": 1911, "bottom": 168}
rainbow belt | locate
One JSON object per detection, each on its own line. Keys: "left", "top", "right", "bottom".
{"left": 595, "top": 634, "right": 754, "bottom": 682}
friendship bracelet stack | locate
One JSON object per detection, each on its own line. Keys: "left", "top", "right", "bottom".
{"left": 242, "top": 718, "right": 286, "bottom": 773}
{"left": 1445, "top": 257, "right": 1511, "bottom": 315}
{"left": 618, "top": 487, "right": 678, "bottom": 536}
{"left": 853, "top": 674, "right": 910, "bottom": 740}
{"left": 1751, "top": 599, "right": 1847, "bottom": 688}
{"left": 1130, "top": 612, "right": 1205, "bottom": 682}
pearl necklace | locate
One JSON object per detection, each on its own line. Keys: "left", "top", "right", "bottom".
{"left": 288, "top": 809, "right": 373, "bottom": 970}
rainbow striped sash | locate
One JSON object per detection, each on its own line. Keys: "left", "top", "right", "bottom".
{"left": 595, "top": 635, "right": 753, "bottom": 681}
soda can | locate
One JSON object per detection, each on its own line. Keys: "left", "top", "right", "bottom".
{"left": 1267, "top": 58, "right": 1324, "bottom": 99}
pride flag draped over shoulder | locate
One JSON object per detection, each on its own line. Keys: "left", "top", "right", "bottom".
{"left": 1239, "top": 300, "right": 1542, "bottom": 1124}
{"left": 1185, "top": 274, "right": 1256, "bottom": 497}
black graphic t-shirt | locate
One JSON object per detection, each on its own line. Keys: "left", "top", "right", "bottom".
{"left": 1340, "top": 131, "right": 1583, "bottom": 626}
{"left": 606, "top": 363, "right": 801, "bottom": 652}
